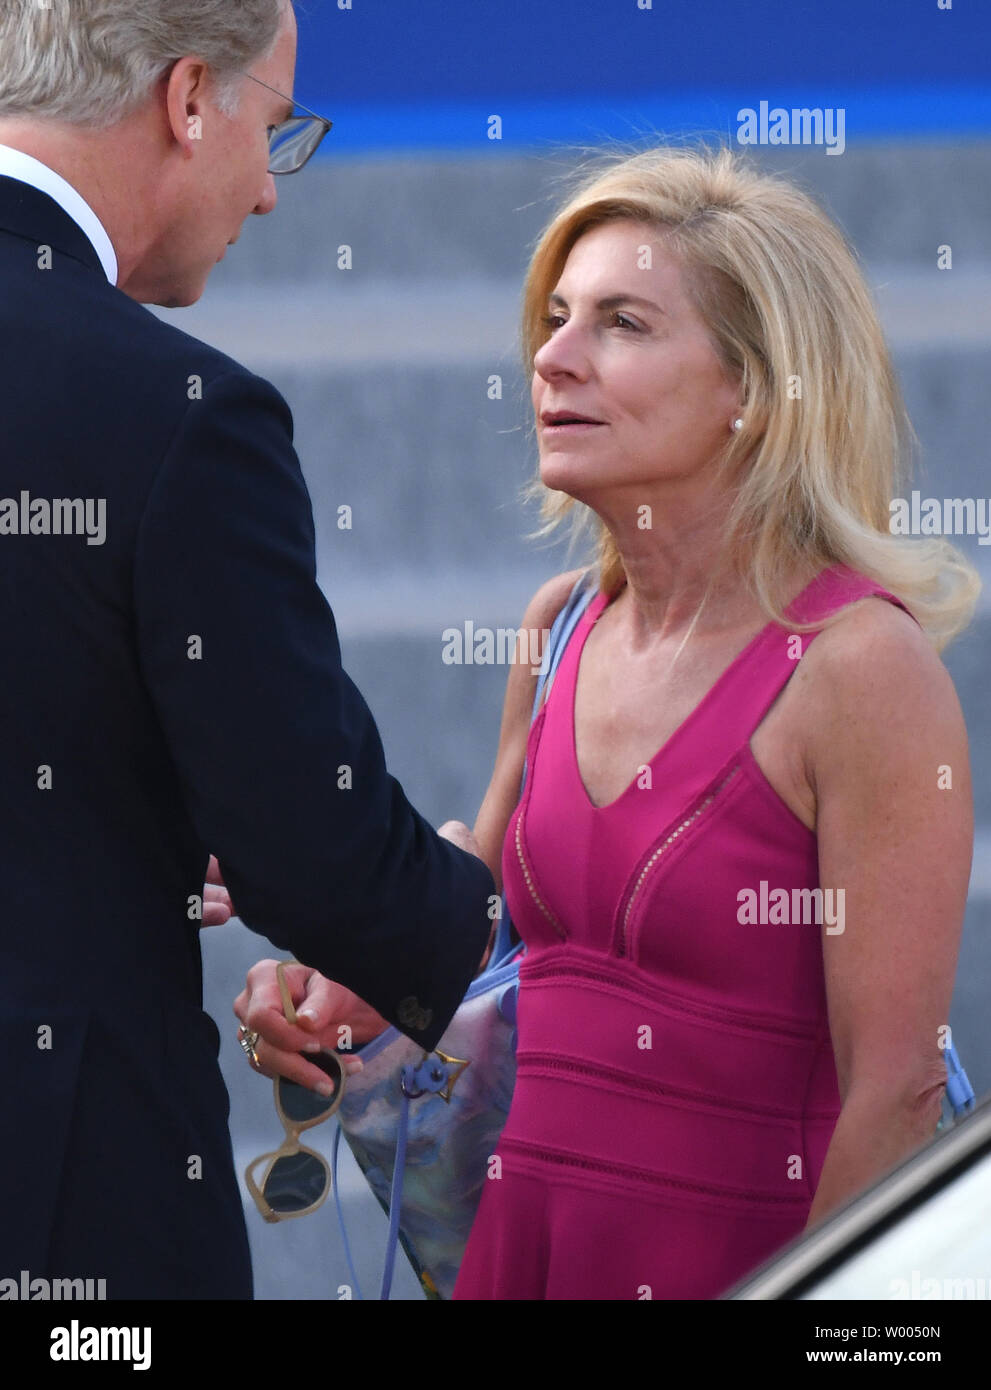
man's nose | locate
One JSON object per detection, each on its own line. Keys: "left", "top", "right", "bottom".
{"left": 253, "top": 173, "right": 278, "bottom": 216}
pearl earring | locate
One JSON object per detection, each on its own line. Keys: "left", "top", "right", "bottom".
{"left": 731, "top": 417, "right": 743, "bottom": 432}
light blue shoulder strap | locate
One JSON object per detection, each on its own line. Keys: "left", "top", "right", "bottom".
{"left": 531, "top": 568, "right": 598, "bottom": 723}
{"left": 942, "top": 1042, "right": 975, "bottom": 1123}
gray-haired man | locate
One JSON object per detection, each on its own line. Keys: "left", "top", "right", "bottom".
{"left": 0, "top": 0, "right": 493, "bottom": 1299}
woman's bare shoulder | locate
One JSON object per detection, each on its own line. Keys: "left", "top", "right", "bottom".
{"left": 504, "top": 568, "right": 591, "bottom": 724}
{"left": 798, "top": 593, "right": 966, "bottom": 775}
{"left": 805, "top": 594, "right": 949, "bottom": 696}
{"left": 519, "top": 567, "right": 590, "bottom": 634}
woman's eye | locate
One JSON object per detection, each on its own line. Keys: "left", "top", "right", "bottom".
{"left": 540, "top": 310, "right": 641, "bottom": 333}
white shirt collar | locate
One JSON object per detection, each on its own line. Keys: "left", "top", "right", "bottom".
{"left": 0, "top": 144, "right": 118, "bottom": 285}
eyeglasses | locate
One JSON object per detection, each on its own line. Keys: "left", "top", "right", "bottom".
{"left": 244, "top": 73, "right": 333, "bottom": 175}
{"left": 244, "top": 962, "right": 347, "bottom": 1222}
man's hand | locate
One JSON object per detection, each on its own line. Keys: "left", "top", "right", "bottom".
{"left": 234, "top": 959, "right": 387, "bottom": 1092}
{"left": 202, "top": 855, "right": 235, "bottom": 927}
{"left": 438, "top": 820, "right": 484, "bottom": 858}
{"left": 230, "top": 824, "right": 484, "bottom": 1086}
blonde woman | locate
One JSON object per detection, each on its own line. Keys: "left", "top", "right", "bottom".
{"left": 238, "top": 146, "right": 977, "bottom": 1300}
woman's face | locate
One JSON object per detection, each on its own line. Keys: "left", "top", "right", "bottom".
{"left": 532, "top": 220, "right": 740, "bottom": 509}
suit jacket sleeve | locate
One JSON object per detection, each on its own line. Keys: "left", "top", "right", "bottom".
{"left": 133, "top": 368, "right": 494, "bottom": 1049}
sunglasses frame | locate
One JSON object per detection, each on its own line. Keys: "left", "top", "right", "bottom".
{"left": 243, "top": 961, "right": 347, "bottom": 1223}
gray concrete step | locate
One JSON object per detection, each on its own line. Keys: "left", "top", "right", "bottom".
{"left": 154, "top": 267, "right": 991, "bottom": 369}
{"left": 188, "top": 143, "right": 991, "bottom": 287}
{"left": 144, "top": 330, "right": 991, "bottom": 602}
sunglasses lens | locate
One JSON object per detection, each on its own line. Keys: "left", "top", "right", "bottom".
{"left": 277, "top": 1051, "right": 344, "bottom": 1123}
{"left": 262, "top": 1152, "right": 328, "bottom": 1214}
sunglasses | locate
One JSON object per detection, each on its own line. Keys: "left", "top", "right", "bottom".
{"left": 244, "top": 962, "right": 347, "bottom": 1222}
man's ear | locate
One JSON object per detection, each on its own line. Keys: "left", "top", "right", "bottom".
{"left": 164, "top": 56, "right": 214, "bottom": 161}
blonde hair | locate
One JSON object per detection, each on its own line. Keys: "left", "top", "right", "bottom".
{"left": 0, "top": 0, "right": 289, "bottom": 128}
{"left": 522, "top": 144, "right": 980, "bottom": 651}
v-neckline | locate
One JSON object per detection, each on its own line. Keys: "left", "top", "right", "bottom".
{"left": 569, "top": 576, "right": 819, "bottom": 813}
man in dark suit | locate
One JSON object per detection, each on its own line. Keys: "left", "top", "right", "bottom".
{"left": 0, "top": 0, "right": 493, "bottom": 1297}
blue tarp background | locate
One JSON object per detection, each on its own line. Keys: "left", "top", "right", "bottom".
{"left": 290, "top": 0, "right": 991, "bottom": 152}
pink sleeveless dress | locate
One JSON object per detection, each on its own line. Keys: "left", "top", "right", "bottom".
{"left": 453, "top": 564, "right": 916, "bottom": 1301}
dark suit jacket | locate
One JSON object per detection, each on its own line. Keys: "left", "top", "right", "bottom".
{"left": 0, "top": 176, "right": 494, "bottom": 1298}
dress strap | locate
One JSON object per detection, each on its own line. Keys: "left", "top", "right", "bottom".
{"left": 670, "top": 564, "right": 919, "bottom": 791}
{"left": 534, "top": 563, "right": 918, "bottom": 831}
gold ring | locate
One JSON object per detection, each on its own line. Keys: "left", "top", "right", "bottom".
{"left": 237, "top": 1024, "right": 261, "bottom": 1069}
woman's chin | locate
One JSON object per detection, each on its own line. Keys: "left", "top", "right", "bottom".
{"left": 538, "top": 456, "right": 599, "bottom": 501}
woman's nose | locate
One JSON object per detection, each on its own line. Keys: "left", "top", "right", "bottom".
{"left": 534, "top": 320, "right": 590, "bottom": 381}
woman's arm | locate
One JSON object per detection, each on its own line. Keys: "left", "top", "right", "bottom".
{"left": 799, "top": 597, "right": 973, "bottom": 1228}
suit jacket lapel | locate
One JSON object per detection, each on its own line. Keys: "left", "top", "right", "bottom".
{"left": 0, "top": 174, "right": 105, "bottom": 277}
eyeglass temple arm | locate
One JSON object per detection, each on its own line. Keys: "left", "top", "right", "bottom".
{"left": 276, "top": 959, "right": 300, "bottom": 1024}
{"left": 245, "top": 72, "right": 331, "bottom": 128}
